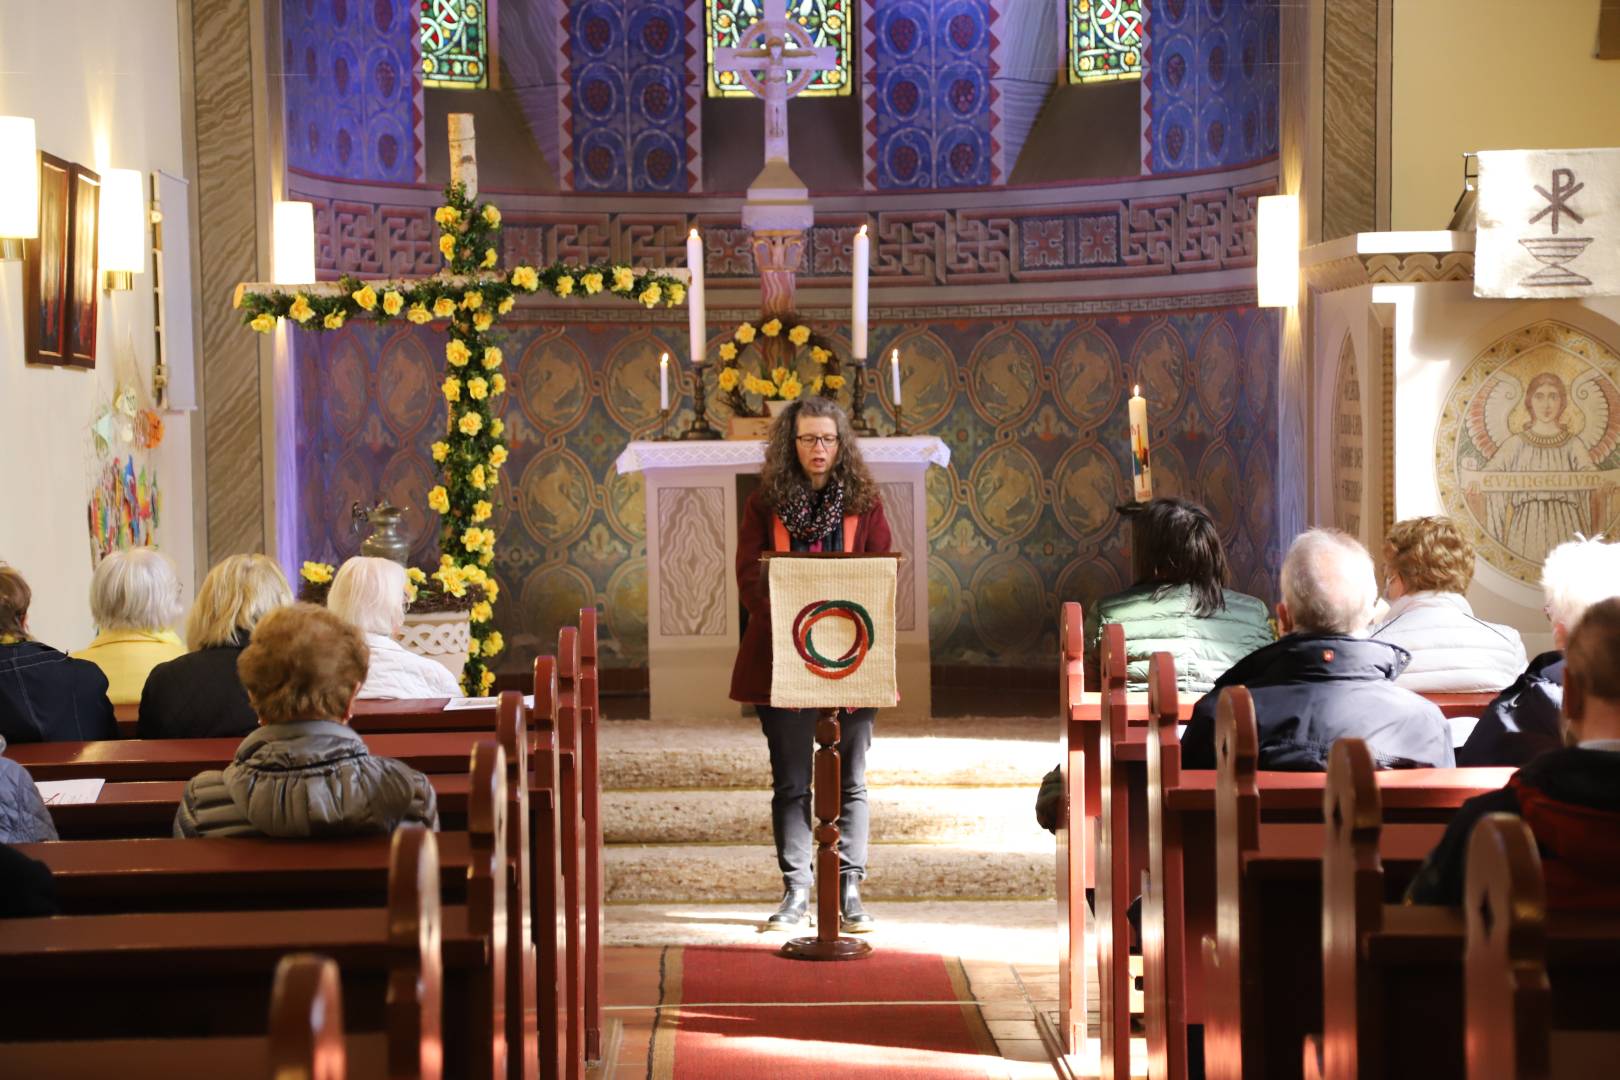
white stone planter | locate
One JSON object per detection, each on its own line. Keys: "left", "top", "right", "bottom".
{"left": 765, "top": 399, "right": 790, "bottom": 418}
{"left": 396, "top": 610, "right": 471, "bottom": 678}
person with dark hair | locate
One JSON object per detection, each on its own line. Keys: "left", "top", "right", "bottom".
{"left": 174, "top": 603, "right": 438, "bottom": 838}
{"left": 1408, "top": 596, "right": 1620, "bottom": 908}
{"left": 732, "top": 397, "right": 892, "bottom": 934}
{"left": 0, "top": 844, "right": 58, "bottom": 918}
{"left": 1084, "top": 497, "right": 1272, "bottom": 693}
{"left": 0, "top": 563, "right": 116, "bottom": 744}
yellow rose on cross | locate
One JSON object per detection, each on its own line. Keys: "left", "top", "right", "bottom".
{"left": 351, "top": 285, "right": 378, "bottom": 311}
{"left": 482, "top": 204, "right": 501, "bottom": 227}
{"left": 510, "top": 265, "right": 539, "bottom": 291}
{"left": 612, "top": 266, "right": 635, "bottom": 291}
{"left": 470, "top": 463, "right": 487, "bottom": 489}
{"left": 461, "top": 290, "right": 483, "bottom": 311}
{"left": 382, "top": 290, "right": 405, "bottom": 316}
{"left": 431, "top": 441, "right": 449, "bottom": 462}
{"left": 462, "top": 526, "right": 485, "bottom": 552}
{"left": 481, "top": 346, "right": 503, "bottom": 369}
{"left": 481, "top": 248, "right": 498, "bottom": 269}
{"left": 484, "top": 631, "right": 504, "bottom": 657}
{"left": 472, "top": 500, "right": 493, "bottom": 523}
{"left": 249, "top": 313, "right": 276, "bottom": 333}
{"left": 471, "top": 601, "right": 493, "bottom": 623}
{"left": 582, "top": 271, "right": 603, "bottom": 295}
{"left": 555, "top": 275, "right": 575, "bottom": 298}
{"left": 489, "top": 444, "right": 509, "bottom": 468}
{"left": 639, "top": 283, "right": 662, "bottom": 307}
{"left": 442, "top": 376, "right": 462, "bottom": 402}
{"left": 473, "top": 311, "right": 494, "bottom": 332}
{"left": 438, "top": 234, "right": 456, "bottom": 258}
{"left": 467, "top": 376, "right": 489, "bottom": 400}
{"left": 432, "top": 296, "right": 457, "bottom": 318}
{"left": 434, "top": 206, "right": 459, "bottom": 227}
{"left": 407, "top": 303, "right": 431, "bottom": 324}
{"left": 490, "top": 417, "right": 505, "bottom": 439}
{"left": 300, "top": 561, "right": 334, "bottom": 584}
{"left": 459, "top": 411, "right": 483, "bottom": 436}
{"left": 322, "top": 310, "right": 346, "bottom": 330}
{"left": 446, "top": 339, "right": 471, "bottom": 367}
{"left": 478, "top": 669, "right": 496, "bottom": 693}
{"left": 491, "top": 373, "right": 506, "bottom": 395}
{"left": 288, "top": 295, "right": 315, "bottom": 323}
{"left": 427, "top": 486, "right": 450, "bottom": 513}
{"left": 668, "top": 282, "right": 686, "bottom": 306}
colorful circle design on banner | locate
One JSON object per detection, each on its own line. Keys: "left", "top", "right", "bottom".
{"left": 792, "top": 600, "right": 875, "bottom": 680}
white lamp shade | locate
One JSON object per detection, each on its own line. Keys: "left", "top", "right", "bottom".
{"left": 99, "top": 168, "right": 146, "bottom": 273}
{"left": 273, "top": 201, "right": 315, "bottom": 285}
{"left": 1256, "top": 194, "right": 1300, "bottom": 308}
{"left": 0, "top": 116, "right": 39, "bottom": 239}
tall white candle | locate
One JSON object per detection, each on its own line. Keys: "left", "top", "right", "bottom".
{"left": 659, "top": 352, "right": 670, "bottom": 411}
{"left": 890, "top": 348, "right": 902, "bottom": 406}
{"left": 686, "top": 228, "right": 706, "bottom": 363}
{"left": 852, "top": 224, "right": 870, "bottom": 360}
{"left": 1129, "top": 384, "right": 1152, "bottom": 502}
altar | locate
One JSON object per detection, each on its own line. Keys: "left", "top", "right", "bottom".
{"left": 616, "top": 436, "right": 950, "bottom": 721}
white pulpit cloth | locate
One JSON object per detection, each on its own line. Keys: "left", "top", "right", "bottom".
{"left": 615, "top": 436, "right": 951, "bottom": 474}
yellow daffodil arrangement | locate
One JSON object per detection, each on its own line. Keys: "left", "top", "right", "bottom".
{"left": 716, "top": 315, "right": 847, "bottom": 416}
{"left": 297, "top": 559, "right": 490, "bottom": 613}
{"left": 242, "top": 182, "right": 684, "bottom": 693}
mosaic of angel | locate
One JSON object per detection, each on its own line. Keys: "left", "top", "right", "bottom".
{"left": 1462, "top": 366, "right": 1620, "bottom": 566}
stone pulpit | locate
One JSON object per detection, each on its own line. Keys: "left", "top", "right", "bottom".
{"left": 615, "top": 437, "right": 950, "bottom": 721}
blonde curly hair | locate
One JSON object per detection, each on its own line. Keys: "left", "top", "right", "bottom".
{"left": 1384, "top": 516, "right": 1474, "bottom": 596}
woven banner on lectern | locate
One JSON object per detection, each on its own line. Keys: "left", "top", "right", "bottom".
{"left": 767, "top": 556, "right": 898, "bottom": 709}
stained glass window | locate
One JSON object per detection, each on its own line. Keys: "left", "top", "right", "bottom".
{"left": 707, "top": 0, "right": 852, "bottom": 98}
{"left": 422, "top": 0, "right": 490, "bottom": 90}
{"left": 1068, "top": 0, "right": 1145, "bottom": 84}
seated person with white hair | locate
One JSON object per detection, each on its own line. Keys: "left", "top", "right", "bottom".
{"left": 175, "top": 603, "right": 438, "bottom": 837}
{"left": 0, "top": 564, "right": 115, "bottom": 744}
{"left": 326, "top": 556, "right": 461, "bottom": 700}
{"left": 72, "top": 547, "right": 187, "bottom": 705}
{"left": 1368, "top": 515, "right": 1525, "bottom": 692}
{"left": 1181, "top": 528, "right": 1453, "bottom": 770}
{"left": 1457, "top": 536, "right": 1620, "bottom": 767}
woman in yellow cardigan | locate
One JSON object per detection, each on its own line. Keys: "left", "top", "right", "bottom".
{"left": 73, "top": 548, "right": 186, "bottom": 706}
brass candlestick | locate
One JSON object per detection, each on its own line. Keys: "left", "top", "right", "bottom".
{"left": 849, "top": 359, "right": 878, "bottom": 436}
{"left": 893, "top": 401, "right": 906, "bottom": 437}
{"left": 658, "top": 406, "right": 671, "bottom": 440}
{"left": 681, "top": 361, "right": 722, "bottom": 440}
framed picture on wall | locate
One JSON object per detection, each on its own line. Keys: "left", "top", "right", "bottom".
{"left": 65, "top": 164, "right": 101, "bottom": 368}
{"left": 22, "top": 152, "right": 71, "bottom": 366}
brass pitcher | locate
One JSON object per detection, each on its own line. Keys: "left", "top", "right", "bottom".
{"left": 351, "top": 500, "right": 411, "bottom": 566}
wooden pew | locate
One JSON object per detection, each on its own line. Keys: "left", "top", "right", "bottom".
{"left": 0, "top": 748, "right": 509, "bottom": 1078}
{"left": 1465, "top": 816, "right": 1620, "bottom": 1080}
{"left": 1140, "top": 689, "right": 1511, "bottom": 1080}
{"left": 1312, "top": 743, "right": 1620, "bottom": 1080}
{"left": 112, "top": 696, "right": 511, "bottom": 740}
{"left": 1201, "top": 704, "right": 1448, "bottom": 1080}
{"left": 1095, "top": 621, "right": 1144, "bottom": 1080}
{"left": 552, "top": 629, "right": 588, "bottom": 1080}
{"left": 1, "top": 828, "right": 449, "bottom": 1077}
{"left": 1, "top": 953, "right": 359, "bottom": 1079}
{"left": 8, "top": 730, "right": 491, "bottom": 782}
{"left": 1046, "top": 601, "right": 1091, "bottom": 1068}
{"left": 576, "top": 607, "right": 606, "bottom": 1064}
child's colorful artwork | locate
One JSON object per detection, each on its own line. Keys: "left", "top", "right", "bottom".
{"left": 88, "top": 456, "right": 160, "bottom": 561}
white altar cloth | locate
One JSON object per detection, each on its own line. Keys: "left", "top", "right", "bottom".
{"left": 615, "top": 436, "right": 951, "bottom": 474}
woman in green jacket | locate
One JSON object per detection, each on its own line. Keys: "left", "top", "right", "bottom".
{"left": 1083, "top": 497, "right": 1273, "bottom": 694}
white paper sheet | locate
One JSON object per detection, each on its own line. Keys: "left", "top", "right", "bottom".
{"left": 443, "top": 695, "right": 535, "bottom": 711}
{"left": 35, "top": 778, "right": 106, "bottom": 805}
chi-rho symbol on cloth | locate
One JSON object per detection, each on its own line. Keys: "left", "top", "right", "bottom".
{"left": 768, "top": 556, "right": 898, "bottom": 709}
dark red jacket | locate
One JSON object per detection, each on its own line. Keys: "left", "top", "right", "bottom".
{"left": 729, "top": 488, "right": 892, "bottom": 705}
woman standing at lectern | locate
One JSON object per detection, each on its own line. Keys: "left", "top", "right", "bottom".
{"left": 732, "top": 397, "right": 892, "bottom": 933}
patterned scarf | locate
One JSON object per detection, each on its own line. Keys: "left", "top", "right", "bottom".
{"left": 776, "top": 477, "right": 846, "bottom": 545}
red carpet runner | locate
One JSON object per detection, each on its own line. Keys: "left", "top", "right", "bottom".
{"left": 648, "top": 944, "right": 1001, "bottom": 1078}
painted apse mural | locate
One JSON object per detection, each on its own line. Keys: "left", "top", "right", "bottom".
{"left": 296, "top": 308, "right": 1281, "bottom": 672}
{"left": 1144, "top": 0, "right": 1279, "bottom": 173}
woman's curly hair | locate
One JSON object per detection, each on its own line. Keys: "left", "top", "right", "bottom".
{"left": 758, "top": 397, "right": 879, "bottom": 515}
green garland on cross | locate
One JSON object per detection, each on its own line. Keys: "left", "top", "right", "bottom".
{"left": 237, "top": 182, "right": 687, "bottom": 693}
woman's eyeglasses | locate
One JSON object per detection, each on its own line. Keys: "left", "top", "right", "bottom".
{"left": 795, "top": 435, "right": 841, "bottom": 449}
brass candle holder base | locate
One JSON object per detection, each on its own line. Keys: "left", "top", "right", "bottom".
{"left": 680, "top": 360, "right": 722, "bottom": 440}
{"left": 849, "top": 359, "right": 878, "bottom": 436}
{"left": 893, "top": 402, "right": 906, "bottom": 437}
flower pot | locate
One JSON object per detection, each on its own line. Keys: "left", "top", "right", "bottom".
{"left": 766, "top": 399, "right": 790, "bottom": 418}
{"left": 397, "top": 610, "right": 471, "bottom": 679}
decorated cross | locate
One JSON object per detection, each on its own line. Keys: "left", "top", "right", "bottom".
{"left": 712, "top": 0, "right": 838, "bottom": 164}
{"left": 233, "top": 115, "right": 686, "bottom": 694}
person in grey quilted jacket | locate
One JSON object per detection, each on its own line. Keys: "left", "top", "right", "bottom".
{"left": 0, "top": 737, "right": 57, "bottom": 844}
{"left": 174, "top": 603, "right": 437, "bottom": 838}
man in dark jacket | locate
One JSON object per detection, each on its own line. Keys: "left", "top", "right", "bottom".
{"left": 1409, "top": 597, "right": 1620, "bottom": 908}
{"left": 0, "top": 566, "right": 116, "bottom": 744}
{"left": 1455, "top": 536, "right": 1620, "bottom": 766}
{"left": 1182, "top": 529, "right": 1452, "bottom": 771}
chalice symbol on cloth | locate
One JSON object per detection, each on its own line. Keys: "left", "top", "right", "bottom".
{"left": 1519, "top": 236, "right": 1593, "bottom": 288}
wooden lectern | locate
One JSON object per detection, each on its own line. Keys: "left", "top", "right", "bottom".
{"left": 763, "top": 551, "right": 902, "bottom": 962}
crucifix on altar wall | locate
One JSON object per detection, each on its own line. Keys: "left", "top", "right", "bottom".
{"left": 712, "top": 0, "right": 836, "bottom": 316}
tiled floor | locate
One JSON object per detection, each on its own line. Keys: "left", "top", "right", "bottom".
{"left": 588, "top": 946, "right": 1071, "bottom": 1080}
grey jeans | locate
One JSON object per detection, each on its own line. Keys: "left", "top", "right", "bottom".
{"left": 757, "top": 706, "right": 875, "bottom": 890}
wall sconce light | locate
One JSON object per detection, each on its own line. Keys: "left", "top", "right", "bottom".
{"left": 99, "top": 167, "right": 146, "bottom": 290}
{"left": 1256, "top": 194, "right": 1301, "bottom": 308}
{"left": 0, "top": 116, "right": 38, "bottom": 262}
{"left": 272, "top": 200, "right": 315, "bottom": 285}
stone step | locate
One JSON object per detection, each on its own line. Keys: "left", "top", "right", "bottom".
{"left": 605, "top": 841, "right": 1056, "bottom": 904}
{"left": 599, "top": 714, "right": 1055, "bottom": 791}
{"left": 603, "top": 785, "right": 1049, "bottom": 847}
